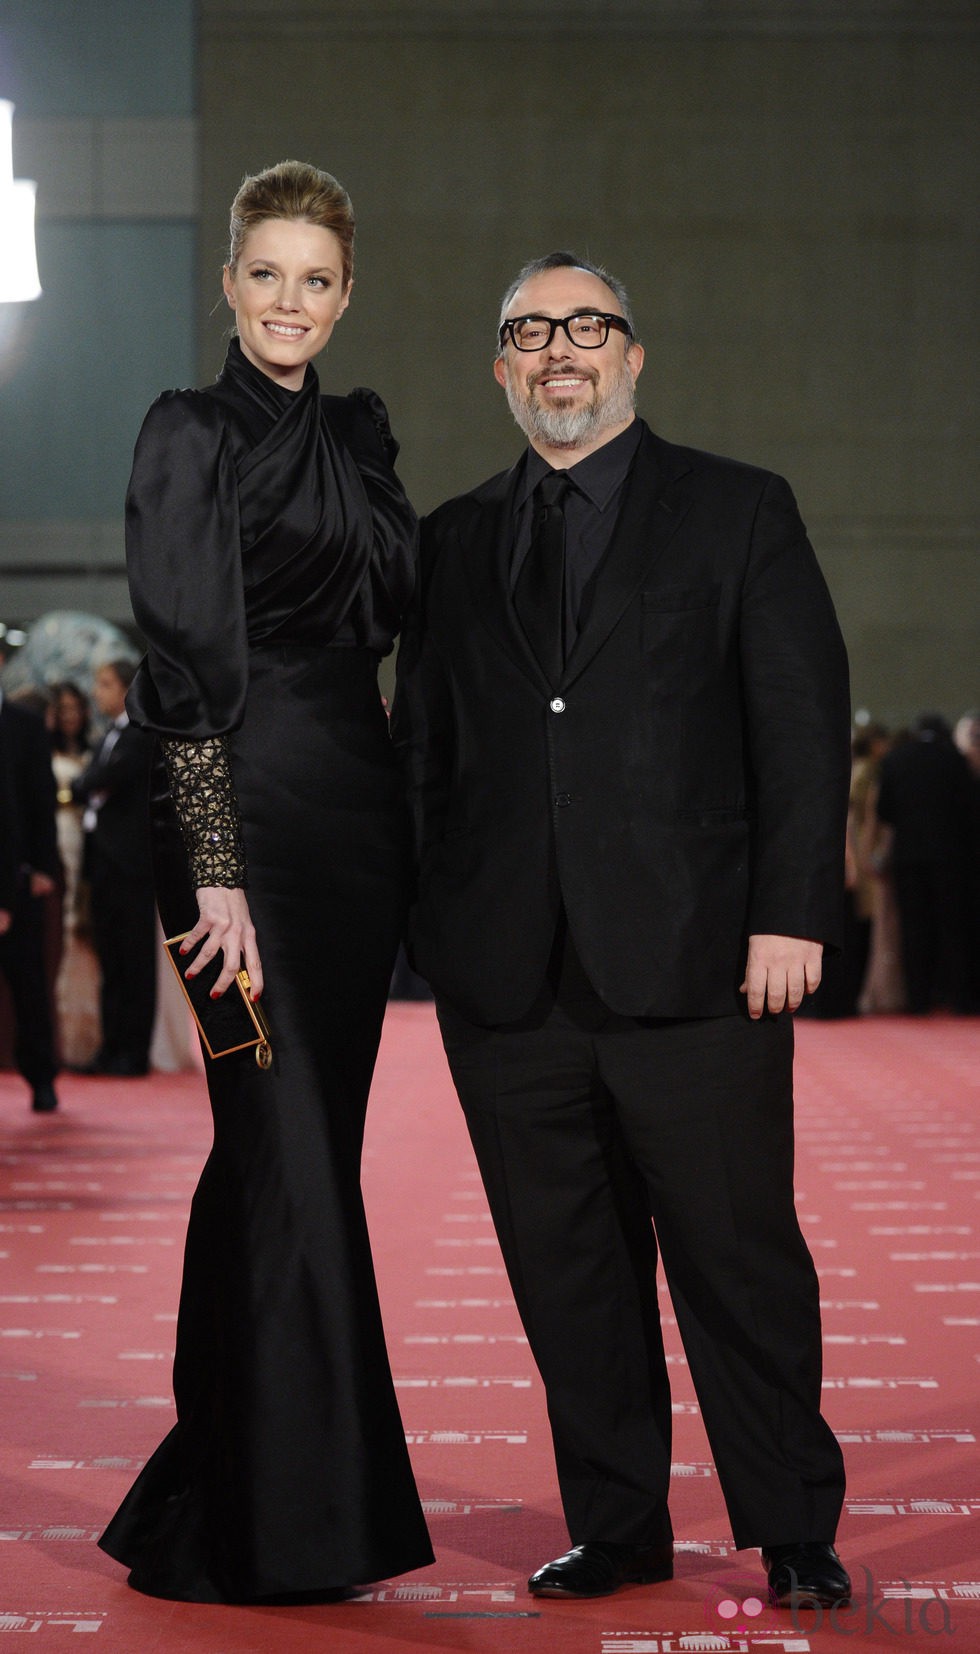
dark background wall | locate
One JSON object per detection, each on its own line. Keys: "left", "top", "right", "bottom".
{"left": 2, "top": 0, "right": 977, "bottom": 725}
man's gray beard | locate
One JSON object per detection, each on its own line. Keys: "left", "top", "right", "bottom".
{"left": 504, "top": 359, "right": 637, "bottom": 449}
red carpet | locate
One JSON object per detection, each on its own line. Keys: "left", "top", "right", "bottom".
{"left": 2, "top": 1008, "right": 978, "bottom": 1652}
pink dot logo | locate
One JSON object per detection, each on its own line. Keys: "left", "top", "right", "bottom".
{"left": 717, "top": 1595, "right": 765, "bottom": 1619}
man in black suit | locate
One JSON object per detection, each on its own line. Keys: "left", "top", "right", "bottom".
{"left": 876, "top": 713, "right": 975, "bottom": 1014}
{"left": 393, "top": 253, "right": 852, "bottom": 1609}
{"left": 73, "top": 659, "right": 156, "bottom": 1077}
{"left": 0, "top": 686, "right": 61, "bottom": 1112}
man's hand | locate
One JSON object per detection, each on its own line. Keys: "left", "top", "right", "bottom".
{"left": 181, "top": 886, "right": 264, "bottom": 1001}
{"left": 29, "top": 871, "right": 56, "bottom": 898}
{"left": 740, "top": 934, "right": 823, "bottom": 1020}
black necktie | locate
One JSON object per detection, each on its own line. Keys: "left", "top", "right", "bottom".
{"left": 515, "top": 470, "right": 571, "bottom": 682}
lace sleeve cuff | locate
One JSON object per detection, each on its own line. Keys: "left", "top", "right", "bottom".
{"left": 161, "top": 735, "right": 247, "bottom": 890}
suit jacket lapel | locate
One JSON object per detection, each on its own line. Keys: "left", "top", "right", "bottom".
{"left": 562, "top": 426, "right": 695, "bottom": 688}
{"left": 459, "top": 460, "right": 553, "bottom": 692}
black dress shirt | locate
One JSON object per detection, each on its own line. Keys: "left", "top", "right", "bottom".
{"left": 511, "top": 419, "right": 643, "bottom": 645}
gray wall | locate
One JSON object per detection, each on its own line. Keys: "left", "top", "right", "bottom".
{"left": 198, "top": 0, "right": 979, "bottom": 725}
{"left": 2, "top": 1, "right": 977, "bottom": 729}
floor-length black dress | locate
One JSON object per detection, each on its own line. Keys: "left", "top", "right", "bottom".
{"left": 98, "top": 339, "right": 433, "bottom": 1601}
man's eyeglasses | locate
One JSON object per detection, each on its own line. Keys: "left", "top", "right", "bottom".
{"left": 498, "top": 312, "right": 633, "bottom": 353}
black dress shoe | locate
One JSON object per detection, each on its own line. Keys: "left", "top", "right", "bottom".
{"left": 763, "top": 1542, "right": 851, "bottom": 1608}
{"left": 31, "top": 1083, "right": 59, "bottom": 1113}
{"left": 528, "top": 1540, "right": 673, "bottom": 1599}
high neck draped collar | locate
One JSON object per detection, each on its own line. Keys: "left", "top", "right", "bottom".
{"left": 217, "top": 336, "right": 320, "bottom": 420}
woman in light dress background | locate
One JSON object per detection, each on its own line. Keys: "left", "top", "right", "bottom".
{"left": 48, "top": 682, "right": 100, "bottom": 1067}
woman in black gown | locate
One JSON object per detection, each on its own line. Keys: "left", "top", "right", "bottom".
{"left": 98, "top": 161, "right": 433, "bottom": 1602}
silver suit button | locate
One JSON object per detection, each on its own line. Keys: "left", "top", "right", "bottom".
{"left": 550, "top": 697, "right": 565, "bottom": 713}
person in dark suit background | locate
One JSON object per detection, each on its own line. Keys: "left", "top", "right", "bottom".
{"left": 875, "top": 712, "right": 975, "bottom": 1014}
{"left": 72, "top": 658, "right": 156, "bottom": 1076}
{"left": 0, "top": 684, "right": 61, "bottom": 1111}
{"left": 393, "top": 253, "right": 852, "bottom": 1610}
{"left": 954, "top": 711, "right": 980, "bottom": 1010}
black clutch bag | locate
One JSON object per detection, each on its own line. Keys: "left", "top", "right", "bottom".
{"left": 164, "top": 933, "right": 272, "bottom": 1068}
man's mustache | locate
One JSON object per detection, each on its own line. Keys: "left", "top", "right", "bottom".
{"left": 527, "top": 362, "right": 599, "bottom": 391}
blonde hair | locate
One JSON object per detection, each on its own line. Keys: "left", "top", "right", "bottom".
{"left": 227, "top": 160, "right": 354, "bottom": 288}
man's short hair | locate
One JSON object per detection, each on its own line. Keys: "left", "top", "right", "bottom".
{"left": 101, "top": 657, "right": 137, "bottom": 691}
{"left": 497, "top": 251, "right": 638, "bottom": 353}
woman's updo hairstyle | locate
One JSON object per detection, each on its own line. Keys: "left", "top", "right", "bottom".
{"left": 227, "top": 160, "right": 355, "bottom": 290}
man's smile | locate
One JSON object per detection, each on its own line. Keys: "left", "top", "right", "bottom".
{"left": 532, "top": 366, "right": 596, "bottom": 395}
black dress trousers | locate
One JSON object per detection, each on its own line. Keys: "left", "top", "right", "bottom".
{"left": 436, "top": 929, "right": 845, "bottom": 1551}
{"left": 0, "top": 879, "right": 57, "bottom": 1086}
{"left": 88, "top": 845, "right": 157, "bottom": 1069}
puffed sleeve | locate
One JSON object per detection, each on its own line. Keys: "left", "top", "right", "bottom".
{"left": 348, "top": 385, "right": 401, "bottom": 467}
{"left": 343, "top": 388, "right": 417, "bottom": 637}
{"left": 125, "top": 390, "right": 248, "bottom": 738}
{"left": 125, "top": 391, "right": 250, "bottom": 889}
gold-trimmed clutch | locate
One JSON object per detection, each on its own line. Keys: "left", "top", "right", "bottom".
{"left": 164, "top": 932, "right": 272, "bottom": 1069}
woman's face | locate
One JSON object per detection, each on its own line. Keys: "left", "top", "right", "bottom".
{"left": 56, "top": 691, "right": 85, "bottom": 739}
{"left": 222, "top": 218, "right": 351, "bottom": 390}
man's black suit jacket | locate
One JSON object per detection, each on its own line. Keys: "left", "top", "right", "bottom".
{"left": 73, "top": 721, "right": 153, "bottom": 883}
{"left": 392, "top": 423, "right": 851, "bottom": 1025}
{"left": 0, "top": 699, "right": 59, "bottom": 907}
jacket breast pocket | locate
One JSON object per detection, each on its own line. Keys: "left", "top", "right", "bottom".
{"left": 641, "top": 584, "right": 721, "bottom": 614}
{"left": 641, "top": 585, "right": 721, "bottom": 656}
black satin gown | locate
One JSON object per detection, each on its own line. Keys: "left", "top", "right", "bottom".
{"left": 98, "top": 340, "right": 433, "bottom": 1601}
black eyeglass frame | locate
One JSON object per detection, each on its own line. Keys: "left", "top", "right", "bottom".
{"left": 498, "top": 311, "right": 634, "bottom": 352}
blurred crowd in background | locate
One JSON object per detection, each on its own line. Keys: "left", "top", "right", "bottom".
{"left": 2, "top": 613, "right": 979, "bottom": 1111}
{"left": 806, "top": 709, "right": 980, "bottom": 1021}
{"left": 1, "top": 625, "right": 192, "bottom": 1108}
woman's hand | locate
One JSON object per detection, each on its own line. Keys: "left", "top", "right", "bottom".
{"left": 181, "top": 886, "right": 264, "bottom": 1001}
